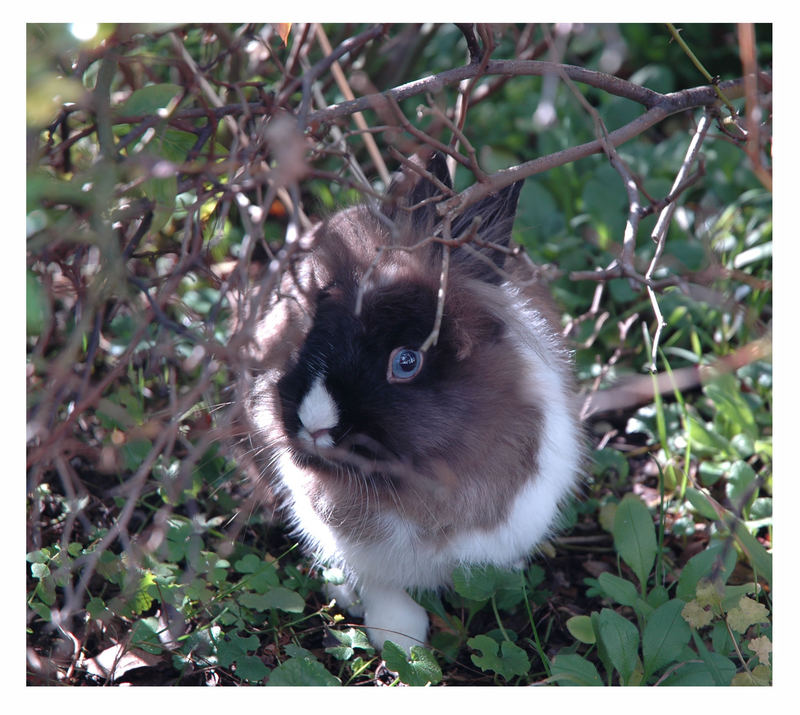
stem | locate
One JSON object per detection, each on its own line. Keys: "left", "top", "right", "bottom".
{"left": 93, "top": 46, "right": 120, "bottom": 160}
{"left": 491, "top": 596, "right": 511, "bottom": 642}
{"left": 521, "top": 577, "right": 551, "bottom": 677}
{"left": 665, "top": 24, "right": 736, "bottom": 114}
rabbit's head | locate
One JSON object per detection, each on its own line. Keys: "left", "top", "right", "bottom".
{"left": 242, "top": 153, "right": 580, "bottom": 571}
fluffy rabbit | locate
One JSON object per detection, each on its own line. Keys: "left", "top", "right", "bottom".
{"left": 241, "top": 152, "right": 582, "bottom": 653}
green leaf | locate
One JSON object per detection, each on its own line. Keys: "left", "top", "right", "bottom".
{"left": 676, "top": 541, "right": 737, "bottom": 601}
{"left": 594, "top": 608, "right": 640, "bottom": 683}
{"left": 726, "top": 460, "right": 757, "bottom": 509}
{"left": 730, "top": 514, "right": 773, "bottom": 587}
{"left": 597, "top": 572, "right": 639, "bottom": 607}
{"left": 215, "top": 630, "right": 260, "bottom": 668}
{"left": 452, "top": 564, "right": 498, "bottom": 602}
{"left": 566, "top": 615, "right": 596, "bottom": 644}
{"left": 642, "top": 600, "right": 691, "bottom": 678}
{"left": 550, "top": 653, "right": 603, "bottom": 686}
{"left": 235, "top": 655, "right": 269, "bottom": 683}
{"left": 118, "top": 83, "right": 184, "bottom": 117}
{"left": 581, "top": 163, "right": 626, "bottom": 245}
{"left": 267, "top": 656, "right": 340, "bottom": 686}
{"left": 647, "top": 585, "right": 669, "bottom": 609}
{"left": 27, "top": 269, "right": 49, "bottom": 335}
{"left": 86, "top": 597, "right": 111, "bottom": 621}
{"left": 686, "top": 415, "right": 733, "bottom": 456}
{"left": 690, "top": 630, "right": 736, "bottom": 686}
{"left": 467, "top": 635, "right": 530, "bottom": 681}
{"left": 129, "top": 617, "right": 162, "bottom": 655}
{"left": 383, "top": 642, "right": 443, "bottom": 686}
{"left": 591, "top": 447, "right": 630, "bottom": 481}
{"left": 684, "top": 487, "right": 719, "bottom": 520}
{"left": 130, "top": 570, "right": 157, "bottom": 614}
{"left": 239, "top": 586, "right": 305, "bottom": 613}
{"left": 234, "top": 554, "right": 280, "bottom": 592}
{"left": 660, "top": 656, "right": 736, "bottom": 686}
{"left": 613, "top": 495, "right": 657, "bottom": 589}
{"left": 122, "top": 439, "right": 152, "bottom": 472}
{"left": 142, "top": 174, "right": 177, "bottom": 233}
{"left": 325, "top": 627, "right": 375, "bottom": 660}
{"left": 704, "top": 373, "right": 758, "bottom": 441}
{"left": 234, "top": 554, "right": 266, "bottom": 573}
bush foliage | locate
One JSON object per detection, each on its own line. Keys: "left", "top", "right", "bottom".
{"left": 26, "top": 23, "right": 771, "bottom": 686}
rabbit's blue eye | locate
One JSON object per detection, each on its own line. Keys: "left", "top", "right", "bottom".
{"left": 388, "top": 347, "right": 423, "bottom": 383}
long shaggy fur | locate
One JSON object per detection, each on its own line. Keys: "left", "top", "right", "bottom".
{"left": 239, "top": 153, "right": 582, "bottom": 652}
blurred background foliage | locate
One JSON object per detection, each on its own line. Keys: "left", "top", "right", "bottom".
{"left": 26, "top": 23, "right": 771, "bottom": 686}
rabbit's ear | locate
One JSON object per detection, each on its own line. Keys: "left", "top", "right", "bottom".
{"left": 448, "top": 179, "right": 523, "bottom": 284}
{"left": 382, "top": 151, "right": 453, "bottom": 231}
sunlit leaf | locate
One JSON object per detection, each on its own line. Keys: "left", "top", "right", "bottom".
{"left": 384, "top": 642, "right": 443, "bottom": 686}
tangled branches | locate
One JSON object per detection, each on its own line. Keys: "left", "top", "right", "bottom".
{"left": 26, "top": 23, "right": 771, "bottom": 684}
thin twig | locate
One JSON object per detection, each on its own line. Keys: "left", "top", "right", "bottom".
{"left": 666, "top": 23, "right": 737, "bottom": 115}
{"left": 736, "top": 22, "right": 772, "bottom": 191}
{"left": 643, "top": 110, "right": 713, "bottom": 370}
{"left": 314, "top": 23, "right": 391, "bottom": 186}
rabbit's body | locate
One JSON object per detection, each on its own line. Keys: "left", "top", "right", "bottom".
{"left": 242, "top": 154, "right": 581, "bottom": 652}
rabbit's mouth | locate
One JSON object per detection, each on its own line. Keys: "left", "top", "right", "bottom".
{"left": 293, "top": 432, "right": 397, "bottom": 470}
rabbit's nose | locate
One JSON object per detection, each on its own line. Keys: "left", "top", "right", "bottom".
{"left": 297, "top": 376, "right": 339, "bottom": 448}
{"left": 309, "top": 428, "right": 333, "bottom": 446}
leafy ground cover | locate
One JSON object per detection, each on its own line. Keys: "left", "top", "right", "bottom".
{"left": 26, "top": 23, "right": 771, "bottom": 686}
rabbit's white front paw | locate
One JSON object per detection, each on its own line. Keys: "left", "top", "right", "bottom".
{"left": 361, "top": 583, "right": 428, "bottom": 654}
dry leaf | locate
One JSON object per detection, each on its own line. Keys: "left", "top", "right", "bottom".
{"left": 681, "top": 599, "right": 714, "bottom": 629}
{"left": 273, "top": 23, "right": 291, "bottom": 46}
{"left": 747, "top": 635, "right": 772, "bottom": 666}
{"left": 727, "top": 595, "right": 770, "bottom": 633}
{"left": 85, "top": 644, "right": 162, "bottom": 681}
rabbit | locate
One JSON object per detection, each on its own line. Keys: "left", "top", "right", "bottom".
{"left": 240, "top": 151, "right": 582, "bottom": 654}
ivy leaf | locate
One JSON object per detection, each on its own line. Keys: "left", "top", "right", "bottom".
{"left": 467, "top": 635, "right": 530, "bottom": 681}
{"left": 383, "top": 642, "right": 443, "bottom": 686}
{"left": 727, "top": 596, "right": 770, "bottom": 633}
